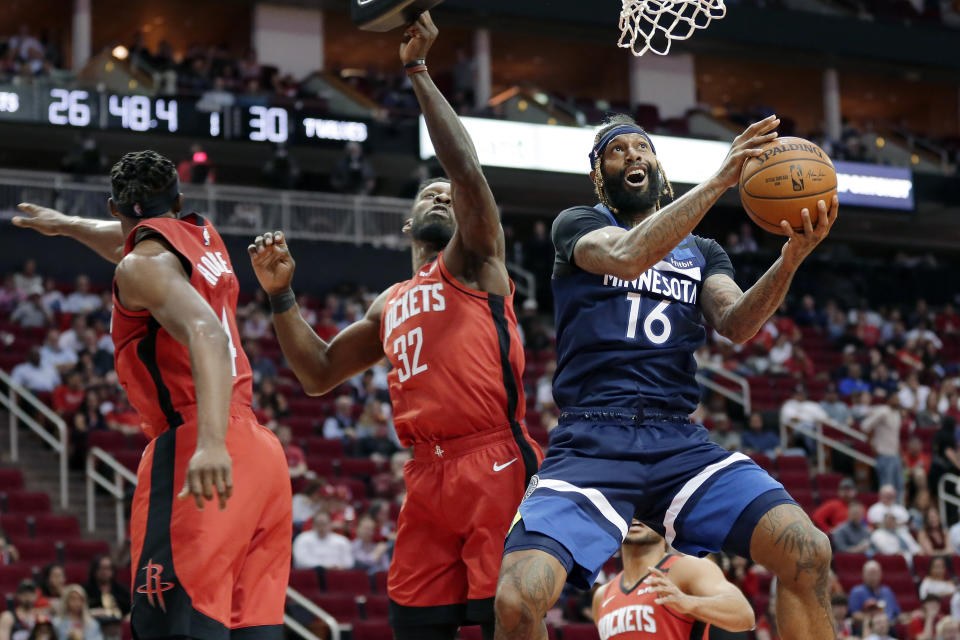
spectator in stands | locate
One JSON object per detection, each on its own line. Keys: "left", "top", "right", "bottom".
{"left": 900, "top": 372, "right": 932, "bottom": 414}
{"left": 868, "top": 484, "right": 911, "bottom": 527}
{"left": 256, "top": 378, "right": 289, "bottom": 418}
{"left": 936, "top": 616, "right": 960, "bottom": 640}
{"left": 917, "top": 393, "right": 943, "bottom": 429}
{"left": 812, "top": 477, "right": 858, "bottom": 532}
{"left": 105, "top": 390, "right": 139, "bottom": 435}
{"left": 79, "top": 329, "right": 113, "bottom": 377}
{"left": 353, "top": 418, "right": 400, "bottom": 461}
{"left": 929, "top": 416, "right": 960, "bottom": 498}
{"left": 329, "top": 142, "right": 376, "bottom": 195}
{"left": 367, "top": 499, "right": 397, "bottom": 542}
{"left": 0, "top": 579, "right": 41, "bottom": 640}
{"left": 742, "top": 413, "right": 782, "bottom": 457}
{"left": 920, "top": 556, "right": 956, "bottom": 600}
{"left": 54, "top": 584, "right": 102, "bottom": 640}
{"left": 0, "top": 526, "right": 19, "bottom": 564}
{"left": 40, "top": 329, "right": 77, "bottom": 375}
{"left": 831, "top": 593, "right": 856, "bottom": 639}
{"left": 277, "top": 424, "right": 310, "bottom": 480}
{"left": 11, "top": 291, "right": 50, "bottom": 328}
{"left": 35, "top": 564, "right": 65, "bottom": 614}
{"left": 292, "top": 480, "right": 328, "bottom": 529}
{"left": 177, "top": 144, "right": 215, "bottom": 185}
{"left": 907, "top": 594, "right": 944, "bottom": 640}
{"left": 869, "top": 363, "right": 899, "bottom": 396}
{"left": 13, "top": 259, "right": 41, "bottom": 295}
{"left": 323, "top": 485, "right": 356, "bottom": 536}
{"left": 918, "top": 506, "right": 954, "bottom": 555}
{"left": 831, "top": 501, "right": 871, "bottom": 553}
{"left": 707, "top": 413, "right": 740, "bottom": 451}
{"left": 535, "top": 360, "right": 557, "bottom": 411}
{"left": 870, "top": 511, "right": 921, "bottom": 559}
{"left": 863, "top": 609, "right": 896, "bottom": 640}
{"left": 57, "top": 316, "right": 86, "bottom": 355}
{"left": 839, "top": 363, "right": 872, "bottom": 397}
{"left": 0, "top": 274, "right": 23, "bottom": 313}
{"left": 292, "top": 511, "right": 353, "bottom": 570}
{"left": 323, "top": 395, "right": 356, "bottom": 440}
{"left": 26, "top": 620, "right": 56, "bottom": 640}
{"left": 373, "top": 449, "right": 409, "bottom": 501}
{"left": 262, "top": 143, "right": 300, "bottom": 190}
{"left": 241, "top": 339, "right": 277, "bottom": 385}
{"left": 11, "top": 346, "right": 60, "bottom": 393}
{"left": 768, "top": 333, "right": 793, "bottom": 372}
{"left": 40, "top": 278, "right": 63, "bottom": 316}
{"left": 905, "top": 436, "right": 933, "bottom": 490}
{"left": 74, "top": 389, "right": 107, "bottom": 433}
{"left": 242, "top": 308, "right": 270, "bottom": 340}
{"left": 850, "top": 560, "right": 903, "bottom": 623}
{"left": 795, "top": 294, "right": 825, "bottom": 328}
{"left": 351, "top": 515, "right": 390, "bottom": 574}
{"left": 61, "top": 275, "right": 100, "bottom": 315}
{"left": 862, "top": 391, "right": 904, "bottom": 499}
{"left": 820, "top": 384, "right": 853, "bottom": 427}
{"left": 780, "top": 384, "right": 830, "bottom": 453}
{"left": 84, "top": 555, "right": 130, "bottom": 621}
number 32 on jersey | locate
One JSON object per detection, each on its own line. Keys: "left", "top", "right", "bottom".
{"left": 393, "top": 326, "right": 428, "bottom": 382}
{"left": 625, "top": 294, "right": 672, "bottom": 345}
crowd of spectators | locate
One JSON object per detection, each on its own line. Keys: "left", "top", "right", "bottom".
{"left": 0, "top": 25, "right": 68, "bottom": 84}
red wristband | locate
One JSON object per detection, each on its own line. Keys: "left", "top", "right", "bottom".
{"left": 405, "top": 64, "right": 427, "bottom": 77}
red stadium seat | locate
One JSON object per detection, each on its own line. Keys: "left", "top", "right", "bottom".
{"left": 325, "top": 569, "right": 371, "bottom": 595}
{"left": 338, "top": 459, "right": 380, "bottom": 478}
{"left": 0, "top": 514, "right": 29, "bottom": 537}
{"left": 12, "top": 538, "right": 58, "bottom": 564}
{"left": 0, "top": 469, "right": 24, "bottom": 491}
{"left": 560, "top": 624, "right": 601, "bottom": 640}
{"left": 306, "top": 457, "right": 336, "bottom": 477}
{"left": 833, "top": 552, "right": 868, "bottom": 575}
{"left": 331, "top": 478, "right": 367, "bottom": 500}
{"left": 0, "top": 564, "right": 33, "bottom": 595}
{"left": 361, "top": 595, "right": 389, "bottom": 621}
{"left": 875, "top": 554, "right": 909, "bottom": 575}
{"left": 127, "top": 433, "right": 150, "bottom": 452}
{"left": 62, "top": 539, "right": 111, "bottom": 563}
{"left": 814, "top": 473, "right": 843, "bottom": 495}
{"left": 309, "top": 594, "right": 360, "bottom": 623}
{"left": 289, "top": 568, "right": 321, "bottom": 592}
{"left": 113, "top": 451, "right": 143, "bottom": 474}
{"left": 3, "top": 491, "right": 51, "bottom": 514}
{"left": 351, "top": 621, "right": 393, "bottom": 640}
{"left": 748, "top": 454, "right": 773, "bottom": 473}
{"left": 306, "top": 438, "right": 344, "bottom": 458}
{"left": 373, "top": 571, "right": 388, "bottom": 594}
{"left": 33, "top": 514, "right": 79, "bottom": 538}
{"left": 778, "top": 471, "right": 812, "bottom": 491}
{"left": 602, "top": 556, "right": 622, "bottom": 578}
{"left": 64, "top": 562, "right": 88, "bottom": 585}
{"left": 777, "top": 456, "right": 809, "bottom": 473}
{"left": 914, "top": 555, "right": 932, "bottom": 579}
{"left": 116, "top": 565, "right": 132, "bottom": 590}
{"left": 286, "top": 417, "right": 316, "bottom": 439}
{"left": 88, "top": 431, "right": 127, "bottom": 453}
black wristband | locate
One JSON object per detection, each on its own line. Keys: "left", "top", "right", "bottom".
{"left": 404, "top": 58, "right": 426, "bottom": 69}
{"left": 269, "top": 288, "right": 296, "bottom": 314}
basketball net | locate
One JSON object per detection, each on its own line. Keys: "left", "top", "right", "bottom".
{"left": 618, "top": 0, "right": 726, "bottom": 56}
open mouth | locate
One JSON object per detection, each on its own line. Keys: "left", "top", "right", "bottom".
{"left": 426, "top": 206, "right": 450, "bottom": 217}
{"left": 625, "top": 165, "right": 649, "bottom": 188}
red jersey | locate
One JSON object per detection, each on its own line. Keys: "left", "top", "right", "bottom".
{"left": 111, "top": 214, "right": 252, "bottom": 438}
{"left": 595, "top": 556, "right": 708, "bottom": 640}
{"left": 380, "top": 253, "right": 525, "bottom": 446}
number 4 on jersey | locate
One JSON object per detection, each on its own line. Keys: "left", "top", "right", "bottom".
{"left": 393, "top": 326, "right": 428, "bottom": 382}
{"left": 221, "top": 306, "right": 238, "bottom": 377}
{"left": 625, "top": 294, "right": 672, "bottom": 345}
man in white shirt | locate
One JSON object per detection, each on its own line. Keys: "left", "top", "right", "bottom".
{"left": 292, "top": 511, "right": 353, "bottom": 570}
{"left": 780, "top": 385, "right": 830, "bottom": 451}
{"left": 11, "top": 347, "right": 60, "bottom": 393}
{"left": 61, "top": 274, "right": 102, "bottom": 315}
{"left": 862, "top": 392, "right": 904, "bottom": 500}
{"left": 58, "top": 315, "right": 87, "bottom": 355}
{"left": 39, "top": 329, "right": 78, "bottom": 374}
{"left": 867, "top": 484, "right": 910, "bottom": 527}
{"left": 897, "top": 372, "right": 931, "bottom": 414}
{"left": 322, "top": 396, "right": 356, "bottom": 439}
{"left": 870, "top": 512, "right": 921, "bottom": 561}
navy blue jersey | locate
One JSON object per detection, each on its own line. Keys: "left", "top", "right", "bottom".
{"left": 551, "top": 204, "right": 734, "bottom": 413}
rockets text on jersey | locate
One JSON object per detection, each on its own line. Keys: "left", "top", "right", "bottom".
{"left": 594, "top": 556, "right": 708, "bottom": 640}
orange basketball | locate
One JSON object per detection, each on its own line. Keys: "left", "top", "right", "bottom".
{"left": 739, "top": 136, "right": 838, "bottom": 236}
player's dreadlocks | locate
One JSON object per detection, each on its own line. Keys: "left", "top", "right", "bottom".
{"left": 110, "top": 150, "right": 179, "bottom": 218}
{"left": 592, "top": 114, "right": 675, "bottom": 213}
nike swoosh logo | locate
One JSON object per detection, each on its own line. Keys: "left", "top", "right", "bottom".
{"left": 493, "top": 458, "right": 518, "bottom": 472}
{"left": 601, "top": 595, "right": 616, "bottom": 609}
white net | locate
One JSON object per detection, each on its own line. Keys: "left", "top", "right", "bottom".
{"left": 618, "top": 0, "right": 727, "bottom": 57}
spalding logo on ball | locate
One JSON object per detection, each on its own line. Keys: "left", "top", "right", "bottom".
{"left": 739, "top": 136, "right": 838, "bottom": 235}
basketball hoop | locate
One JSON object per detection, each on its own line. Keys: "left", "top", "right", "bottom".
{"left": 618, "top": 0, "right": 726, "bottom": 57}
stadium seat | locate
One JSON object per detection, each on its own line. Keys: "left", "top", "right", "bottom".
{"left": 0, "top": 514, "right": 29, "bottom": 538}
{"left": 814, "top": 473, "right": 843, "bottom": 496}
{"left": 913, "top": 555, "right": 932, "bottom": 579}
{"left": 306, "top": 438, "right": 344, "bottom": 458}
{"left": 306, "top": 457, "right": 336, "bottom": 477}
{"left": 33, "top": 514, "right": 79, "bottom": 538}
{"left": 833, "top": 552, "right": 868, "bottom": 575}
{"left": 361, "top": 595, "right": 389, "bottom": 621}
{"left": 776, "top": 456, "right": 809, "bottom": 473}
{"left": 286, "top": 417, "right": 316, "bottom": 438}
{"left": 3, "top": 491, "right": 51, "bottom": 514}
{"left": 12, "top": 538, "right": 58, "bottom": 564}
{"left": 62, "top": 539, "right": 111, "bottom": 563}
{"left": 88, "top": 431, "right": 127, "bottom": 453}
{"left": 309, "top": 593, "right": 360, "bottom": 623}
{"left": 331, "top": 478, "right": 367, "bottom": 500}
{"left": 64, "top": 562, "right": 88, "bottom": 585}
{"left": 561, "top": 623, "right": 601, "bottom": 640}
{"left": 351, "top": 621, "right": 393, "bottom": 640}
{"left": 338, "top": 459, "right": 380, "bottom": 477}
{"left": 874, "top": 554, "right": 909, "bottom": 575}
{"left": 778, "top": 471, "right": 812, "bottom": 491}
{"left": 747, "top": 453, "right": 773, "bottom": 473}
{"left": 113, "top": 451, "right": 143, "bottom": 474}
{"left": 289, "top": 568, "right": 321, "bottom": 592}
{"left": 373, "top": 571, "right": 387, "bottom": 594}
{"left": 127, "top": 433, "right": 150, "bottom": 452}
{"left": 0, "top": 470, "right": 24, "bottom": 491}
{"left": 325, "top": 569, "right": 372, "bottom": 595}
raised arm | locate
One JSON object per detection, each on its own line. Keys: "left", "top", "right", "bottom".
{"left": 701, "top": 196, "right": 838, "bottom": 344}
{"left": 647, "top": 559, "right": 755, "bottom": 632}
{"left": 401, "top": 12, "right": 503, "bottom": 261}
{"left": 248, "top": 231, "right": 386, "bottom": 396}
{"left": 573, "top": 116, "right": 779, "bottom": 280}
{"left": 114, "top": 238, "right": 233, "bottom": 510}
{"left": 14, "top": 203, "right": 125, "bottom": 264}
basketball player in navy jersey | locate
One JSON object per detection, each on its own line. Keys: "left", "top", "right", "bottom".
{"left": 592, "top": 519, "right": 754, "bottom": 640}
{"left": 495, "top": 113, "right": 840, "bottom": 640}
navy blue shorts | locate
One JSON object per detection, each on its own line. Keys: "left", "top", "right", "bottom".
{"left": 504, "top": 408, "right": 796, "bottom": 589}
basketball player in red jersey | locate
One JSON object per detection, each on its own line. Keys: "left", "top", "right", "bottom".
{"left": 247, "top": 12, "right": 540, "bottom": 640}
{"left": 13, "top": 152, "right": 291, "bottom": 640}
{"left": 593, "top": 520, "right": 754, "bottom": 640}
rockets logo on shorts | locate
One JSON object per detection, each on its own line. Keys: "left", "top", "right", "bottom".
{"left": 136, "top": 559, "right": 175, "bottom": 612}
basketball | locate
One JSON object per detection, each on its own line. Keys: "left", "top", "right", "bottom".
{"left": 739, "top": 137, "right": 838, "bottom": 236}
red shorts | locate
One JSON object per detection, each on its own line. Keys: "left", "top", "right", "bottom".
{"left": 130, "top": 405, "right": 292, "bottom": 640}
{"left": 388, "top": 424, "right": 543, "bottom": 626}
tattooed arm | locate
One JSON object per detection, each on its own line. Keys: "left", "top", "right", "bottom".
{"left": 573, "top": 115, "right": 780, "bottom": 280}
{"left": 702, "top": 196, "right": 839, "bottom": 344}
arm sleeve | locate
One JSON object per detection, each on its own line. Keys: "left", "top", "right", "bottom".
{"left": 551, "top": 206, "right": 613, "bottom": 268}
{"left": 695, "top": 236, "right": 736, "bottom": 281}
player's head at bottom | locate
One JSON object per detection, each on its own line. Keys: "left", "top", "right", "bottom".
{"left": 623, "top": 518, "right": 667, "bottom": 550}
{"left": 589, "top": 114, "right": 674, "bottom": 219}
{"left": 404, "top": 177, "right": 455, "bottom": 251}
{"left": 108, "top": 150, "right": 183, "bottom": 222}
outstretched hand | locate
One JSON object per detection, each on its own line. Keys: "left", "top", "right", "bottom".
{"left": 399, "top": 11, "right": 438, "bottom": 66}
{"left": 13, "top": 203, "right": 69, "bottom": 236}
{"left": 647, "top": 566, "right": 696, "bottom": 616}
{"left": 248, "top": 231, "right": 296, "bottom": 296}
{"left": 714, "top": 115, "right": 780, "bottom": 189}
{"left": 780, "top": 195, "right": 839, "bottom": 269}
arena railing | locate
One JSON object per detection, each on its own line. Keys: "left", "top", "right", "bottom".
{"left": 285, "top": 586, "right": 346, "bottom": 640}
{"left": 779, "top": 416, "right": 876, "bottom": 475}
{"left": 938, "top": 473, "right": 960, "bottom": 527}
{"left": 0, "top": 168, "right": 538, "bottom": 300}
{"left": 0, "top": 368, "right": 68, "bottom": 509}
{"left": 695, "top": 362, "right": 751, "bottom": 416}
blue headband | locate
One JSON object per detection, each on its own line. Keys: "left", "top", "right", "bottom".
{"left": 589, "top": 125, "right": 656, "bottom": 170}
{"left": 113, "top": 177, "right": 180, "bottom": 218}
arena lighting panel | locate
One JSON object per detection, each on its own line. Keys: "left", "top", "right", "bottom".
{"left": 418, "top": 116, "right": 915, "bottom": 211}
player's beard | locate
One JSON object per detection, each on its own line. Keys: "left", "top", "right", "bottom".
{"left": 411, "top": 218, "right": 455, "bottom": 252}
{"left": 602, "top": 163, "right": 662, "bottom": 216}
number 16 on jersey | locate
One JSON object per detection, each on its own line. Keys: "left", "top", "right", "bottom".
{"left": 625, "top": 294, "right": 672, "bottom": 345}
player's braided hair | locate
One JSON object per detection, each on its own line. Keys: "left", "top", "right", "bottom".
{"left": 592, "top": 114, "right": 675, "bottom": 213}
{"left": 109, "top": 150, "right": 178, "bottom": 214}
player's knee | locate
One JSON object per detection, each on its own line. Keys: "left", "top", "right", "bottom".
{"left": 495, "top": 582, "right": 538, "bottom": 631}
{"left": 778, "top": 524, "right": 832, "bottom": 590}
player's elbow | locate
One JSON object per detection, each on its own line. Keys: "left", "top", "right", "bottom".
{"left": 731, "top": 603, "right": 757, "bottom": 632}
{"left": 190, "top": 318, "right": 229, "bottom": 350}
